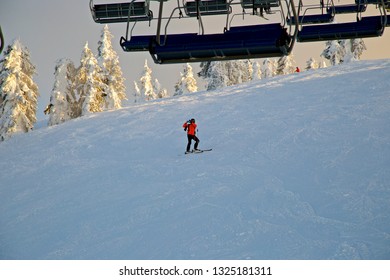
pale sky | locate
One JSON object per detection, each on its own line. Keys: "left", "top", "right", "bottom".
{"left": 1, "top": 0, "right": 389, "bottom": 120}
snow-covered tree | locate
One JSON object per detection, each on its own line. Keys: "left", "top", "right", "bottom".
{"left": 0, "top": 40, "right": 39, "bottom": 141}
{"left": 198, "top": 61, "right": 211, "bottom": 83}
{"left": 351, "top": 39, "right": 367, "bottom": 60}
{"left": 252, "top": 60, "right": 262, "bottom": 80}
{"left": 234, "top": 60, "right": 252, "bottom": 84}
{"left": 174, "top": 63, "right": 198, "bottom": 96}
{"left": 276, "top": 54, "right": 296, "bottom": 75}
{"left": 305, "top": 57, "right": 319, "bottom": 70}
{"left": 261, "top": 58, "right": 276, "bottom": 78}
{"left": 47, "top": 58, "right": 77, "bottom": 126}
{"left": 319, "top": 60, "right": 327, "bottom": 68}
{"left": 74, "top": 42, "right": 106, "bottom": 115}
{"left": 339, "top": 40, "right": 352, "bottom": 63}
{"left": 198, "top": 60, "right": 253, "bottom": 91}
{"left": 97, "top": 25, "right": 127, "bottom": 110}
{"left": 322, "top": 39, "right": 366, "bottom": 66}
{"left": 203, "top": 61, "right": 229, "bottom": 90}
{"left": 321, "top": 40, "right": 344, "bottom": 66}
{"left": 133, "top": 81, "right": 142, "bottom": 103}
{"left": 135, "top": 60, "right": 157, "bottom": 101}
{"left": 154, "top": 79, "right": 169, "bottom": 99}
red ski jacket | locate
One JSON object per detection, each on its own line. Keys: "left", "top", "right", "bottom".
{"left": 183, "top": 122, "right": 197, "bottom": 135}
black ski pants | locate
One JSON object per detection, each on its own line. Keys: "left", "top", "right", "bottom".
{"left": 187, "top": 134, "right": 199, "bottom": 152}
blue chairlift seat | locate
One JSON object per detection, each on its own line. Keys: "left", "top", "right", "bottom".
{"left": 287, "top": 12, "right": 334, "bottom": 25}
{"left": 241, "top": 0, "right": 280, "bottom": 9}
{"left": 91, "top": 1, "right": 153, "bottom": 24}
{"left": 149, "top": 24, "right": 292, "bottom": 64}
{"left": 329, "top": 4, "right": 367, "bottom": 14}
{"left": 297, "top": 16, "right": 384, "bottom": 42}
{"left": 184, "top": 0, "right": 231, "bottom": 16}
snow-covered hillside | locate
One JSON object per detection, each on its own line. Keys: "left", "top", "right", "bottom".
{"left": 1, "top": 60, "right": 389, "bottom": 260}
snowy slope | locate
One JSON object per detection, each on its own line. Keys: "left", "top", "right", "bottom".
{"left": 0, "top": 60, "right": 390, "bottom": 260}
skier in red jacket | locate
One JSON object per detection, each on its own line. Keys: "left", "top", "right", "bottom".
{"left": 183, "top": 118, "right": 200, "bottom": 153}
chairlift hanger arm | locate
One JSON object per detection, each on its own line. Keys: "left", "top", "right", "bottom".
{"left": 156, "top": 0, "right": 166, "bottom": 45}
{"left": 0, "top": 26, "right": 4, "bottom": 54}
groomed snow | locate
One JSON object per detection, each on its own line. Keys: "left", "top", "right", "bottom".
{"left": 0, "top": 59, "right": 389, "bottom": 260}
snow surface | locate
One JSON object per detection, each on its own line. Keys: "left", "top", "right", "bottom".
{"left": 1, "top": 60, "right": 390, "bottom": 260}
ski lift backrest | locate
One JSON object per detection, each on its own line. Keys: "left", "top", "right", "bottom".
{"left": 241, "top": 0, "right": 280, "bottom": 9}
{"left": 184, "top": 0, "right": 231, "bottom": 16}
{"left": 287, "top": 11, "right": 334, "bottom": 25}
{"left": 91, "top": 1, "right": 153, "bottom": 23}
{"left": 330, "top": 4, "right": 367, "bottom": 14}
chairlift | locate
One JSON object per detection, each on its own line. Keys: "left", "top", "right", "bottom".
{"left": 91, "top": 0, "right": 299, "bottom": 63}
{"left": 150, "top": 23, "right": 294, "bottom": 64}
{"left": 90, "top": 0, "right": 153, "bottom": 23}
{"left": 297, "top": 0, "right": 387, "bottom": 42}
{"left": 241, "top": 0, "right": 280, "bottom": 10}
{"left": 183, "top": 0, "right": 232, "bottom": 17}
{"left": 150, "top": 0, "right": 298, "bottom": 63}
{"left": 287, "top": 0, "right": 335, "bottom": 25}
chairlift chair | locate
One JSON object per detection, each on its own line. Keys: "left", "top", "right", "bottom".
{"left": 184, "top": 0, "right": 231, "bottom": 17}
{"left": 149, "top": 23, "right": 293, "bottom": 64}
{"left": 287, "top": 0, "right": 335, "bottom": 25}
{"left": 297, "top": 16, "right": 386, "bottom": 42}
{"left": 90, "top": 0, "right": 153, "bottom": 23}
{"left": 295, "top": 0, "right": 387, "bottom": 42}
{"left": 147, "top": 0, "right": 298, "bottom": 63}
{"left": 241, "top": 0, "right": 280, "bottom": 10}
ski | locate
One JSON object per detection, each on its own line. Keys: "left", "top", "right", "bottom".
{"left": 185, "top": 149, "right": 212, "bottom": 154}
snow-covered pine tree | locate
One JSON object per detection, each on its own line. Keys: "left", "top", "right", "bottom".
{"left": 47, "top": 58, "right": 77, "bottom": 126}
{"left": 235, "top": 59, "right": 253, "bottom": 83}
{"left": 276, "top": 54, "right": 296, "bottom": 75}
{"left": 0, "top": 40, "right": 39, "bottom": 141}
{"left": 252, "top": 60, "right": 262, "bottom": 80}
{"left": 340, "top": 40, "right": 354, "bottom": 63}
{"left": 75, "top": 42, "right": 107, "bottom": 115}
{"left": 199, "top": 60, "right": 253, "bottom": 91}
{"left": 157, "top": 87, "right": 169, "bottom": 99}
{"left": 261, "top": 58, "right": 276, "bottom": 78}
{"left": 351, "top": 38, "right": 367, "bottom": 60}
{"left": 97, "top": 25, "right": 127, "bottom": 110}
{"left": 198, "top": 61, "right": 224, "bottom": 90}
{"left": 154, "top": 79, "right": 169, "bottom": 99}
{"left": 133, "top": 81, "right": 142, "bottom": 103}
{"left": 205, "top": 61, "right": 228, "bottom": 90}
{"left": 319, "top": 60, "right": 327, "bottom": 68}
{"left": 174, "top": 63, "right": 198, "bottom": 96}
{"left": 174, "top": 71, "right": 186, "bottom": 96}
{"left": 135, "top": 60, "right": 157, "bottom": 101}
{"left": 321, "top": 40, "right": 343, "bottom": 66}
{"left": 305, "top": 57, "right": 319, "bottom": 70}
{"left": 198, "top": 61, "right": 211, "bottom": 83}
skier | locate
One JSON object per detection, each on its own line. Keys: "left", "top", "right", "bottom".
{"left": 295, "top": 66, "right": 300, "bottom": 73}
{"left": 183, "top": 118, "right": 200, "bottom": 153}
